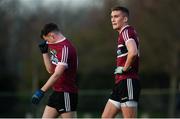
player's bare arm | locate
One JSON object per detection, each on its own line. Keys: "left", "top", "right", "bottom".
{"left": 43, "top": 53, "right": 54, "bottom": 74}
{"left": 41, "top": 64, "right": 66, "bottom": 92}
{"left": 123, "top": 39, "right": 138, "bottom": 71}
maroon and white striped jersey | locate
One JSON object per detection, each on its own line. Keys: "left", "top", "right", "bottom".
{"left": 48, "top": 38, "right": 78, "bottom": 93}
{"left": 115, "top": 25, "right": 140, "bottom": 84}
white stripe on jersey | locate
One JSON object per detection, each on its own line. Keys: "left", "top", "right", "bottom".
{"left": 65, "top": 47, "right": 68, "bottom": 63}
{"left": 118, "top": 44, "right": 124, "bottom": 48}
{"left": 125, "top": 29, "right": 129, "bottom": 40}
{"left": 61, "top": 45, "right": 68, "bottom": 64}
{"left": 117, "top": 53, "right": 128, "bottom": 58}
{"left": 61, "top": 46, "right": 64, "bottom": 62}
{"left": 122, "top": 31, "right": 126, "bottom": 41}
{"left": 122, "top": 29, "right": 128, "bottom": 41}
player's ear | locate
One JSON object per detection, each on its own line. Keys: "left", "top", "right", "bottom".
{"left": 123, "top": 17, "right": 128, "bottom": 22}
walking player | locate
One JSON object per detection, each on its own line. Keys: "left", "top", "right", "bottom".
{"left": 31, "top": 23, "right": 78, "bottom": 118}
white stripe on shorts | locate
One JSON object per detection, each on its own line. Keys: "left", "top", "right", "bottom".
{"left": 127, "top": 78, "right": 133, "bottom": 100}
{"left": 64, "top": 92, "right": 71, "bottom": 111}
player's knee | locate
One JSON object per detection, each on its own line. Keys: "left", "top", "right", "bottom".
{"left": 101, "top": 111, "right": 116, "bottom": 118}
{"left": 101, "top": 113, "right": 108, "bottom": 118}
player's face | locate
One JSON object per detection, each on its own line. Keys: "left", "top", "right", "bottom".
{"left": 43, "top": 33, "right": 56, "bottom": 43}
{"left": 111, "top": 10, "right": 127, "bottom": 31}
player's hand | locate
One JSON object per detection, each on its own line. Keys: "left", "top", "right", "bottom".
{"left": 114, "top": 66, "right": 124, "bottom": 74}
{"left": 31, "top": 89, "right": 45, "bottom": 105}
{"left": 38, "top": 41, "right": 48, "bottom": 54}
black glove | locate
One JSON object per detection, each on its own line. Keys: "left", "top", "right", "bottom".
{"left": 31, "top": 89, "right": 45, "bottom": 105}
{"left": 38, "top": 41, "right": 48, "bottom": 54}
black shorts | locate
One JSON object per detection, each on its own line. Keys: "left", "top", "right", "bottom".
{"left": 47, "top": 91, "right": 78, "bottom": 114}
{"left": 110, "top": 78, "right": 141, "bottom": 103}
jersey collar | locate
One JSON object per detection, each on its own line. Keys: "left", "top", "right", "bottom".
{"left": 47, "top": 37, "right": 66, "bottom": 44}
{"left": 119, "top": 25, "right": 130, "bottom": 34}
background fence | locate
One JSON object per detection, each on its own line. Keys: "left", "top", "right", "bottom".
{"left": 0, "top": 89, "right": 180, "bottom": 118}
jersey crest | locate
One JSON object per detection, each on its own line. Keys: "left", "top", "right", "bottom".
{"left": 50, "top": 49, "right": 59, "bottom": 65}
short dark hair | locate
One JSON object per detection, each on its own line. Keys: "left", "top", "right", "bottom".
{"left": 40, "top": 23, "right": 60, "bottom": 38}
{"left": 111, "top": 6, "right": 129, "bottom": 17}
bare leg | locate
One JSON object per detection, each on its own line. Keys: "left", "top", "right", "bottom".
{"left": 101, "top": 100, "right": 119, "bottom": 118}
{"left": 121, "top": 106, "right": 137, "bottom": 118}
{"left": 42, "top": 105, "right": 59, "bottom": 118}
{"left": 60, "top": 111, "right": 77, "bottom": 118}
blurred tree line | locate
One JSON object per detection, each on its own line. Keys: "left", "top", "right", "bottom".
{"left": 0, "top": 0, "right": 179, "bottom": 117}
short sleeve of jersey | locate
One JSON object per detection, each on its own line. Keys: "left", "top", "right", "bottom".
{"left": 56, "top": 45, "right": 69, "bottom": 68}
{"left": 121, "top": 27, "right": 136, "bottom": 44}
